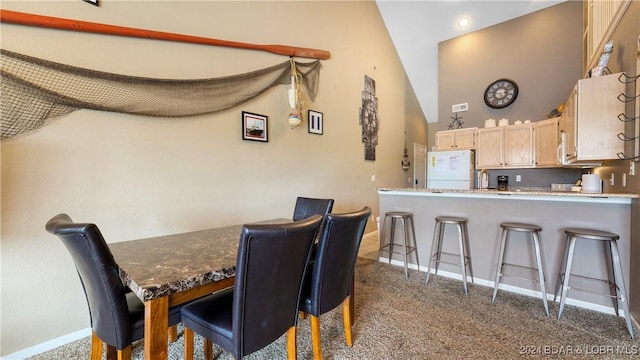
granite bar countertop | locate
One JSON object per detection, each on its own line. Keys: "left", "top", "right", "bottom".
{"left": 378, "top": 188, "right": 638, "bottom": 204}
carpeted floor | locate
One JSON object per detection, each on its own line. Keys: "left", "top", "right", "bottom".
{"left": 29, "top": 258, "right": 638, "bottom": 359}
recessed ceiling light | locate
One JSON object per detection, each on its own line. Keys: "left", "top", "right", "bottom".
{"left": 457, "top": 17, "right": 470, "bottom": 29}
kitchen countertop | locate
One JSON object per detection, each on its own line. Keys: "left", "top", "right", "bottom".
{"left": 377, "top": 188, "right": 638, "bottom": 204}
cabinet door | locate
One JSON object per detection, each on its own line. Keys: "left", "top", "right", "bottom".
{"left": 504, "top": 124, "right": 534, "bottom": 167}
{"left": 435, "top": 128, "right": 476, "bottom": 150}
{"left": 435, "top": 131, "right": 455, "bottom": 150}
{"left": 559, "top": 87, "right": 577, "bottom": 161}
{"left": 476, "top": 127, "right": 503, "bottom": 168}
{"left": 575, "top": 73, "right": 625, "bottom": 160}
{"left": 535, "top": 118, "right": 559, "bottom": 167}
{"left": 454, "top": 129, "right": 476, "bottom": 149}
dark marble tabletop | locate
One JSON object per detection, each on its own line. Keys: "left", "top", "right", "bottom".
{"left": 110, "top": 218, "right": 290, "bottom": 302}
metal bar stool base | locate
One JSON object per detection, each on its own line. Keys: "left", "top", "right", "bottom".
{"left": 376, "top": 212, "right": 420, "bottom": 280}
{"left": 491, "top": 222, "right": 549, "bottom": 318}
{"left": 554, "top": 227, "right": 634, "bottom": 340}
{"left": 426, "top": 216, "right": 473, "bottom": 294}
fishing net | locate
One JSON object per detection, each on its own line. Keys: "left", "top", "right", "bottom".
{"left": 0, "top": 49, "right": 321, "bottom": 140}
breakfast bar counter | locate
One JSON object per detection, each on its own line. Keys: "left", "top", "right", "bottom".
{"left": 377, "top": 188, "right": 638, "bottom": 314}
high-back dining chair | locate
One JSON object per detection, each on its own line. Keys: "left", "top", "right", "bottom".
{"left": 45, "top": 214, "right": 183, "bottom": 360}
{"left": 292, "top": 197, "right": 334, "bottom": 222}
{"left": 298, "top": 206, "right": 371, "bottom": 360}
{"left": 181, "top": 215, "right": 323, "bottom": 360}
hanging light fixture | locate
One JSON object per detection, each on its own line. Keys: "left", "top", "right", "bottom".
{"left": 288, "top": 58, "right": 303, "bottom": 127}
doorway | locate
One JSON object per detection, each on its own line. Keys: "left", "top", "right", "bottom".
{"left": 414, "top": 143, "right": 427, "bottom": 188}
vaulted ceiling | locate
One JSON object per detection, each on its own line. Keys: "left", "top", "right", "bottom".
{"left": 375, "top": 0, "right": 566, "bottom": 123}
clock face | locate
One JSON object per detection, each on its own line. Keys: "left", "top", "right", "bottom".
{"left": 484, "top": 79, "right": 518, "bottom": 109}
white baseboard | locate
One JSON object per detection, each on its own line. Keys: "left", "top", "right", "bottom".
{"left": 2, "top": 328, "right": 91, "bottom": 360}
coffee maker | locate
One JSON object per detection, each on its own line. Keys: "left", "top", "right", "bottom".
{"left": 497, "top": 175, "right": 509, "bottom": 191}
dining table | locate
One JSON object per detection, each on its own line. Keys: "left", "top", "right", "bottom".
{"left": 109, "top": 218, "right": 291, "bottom": 360}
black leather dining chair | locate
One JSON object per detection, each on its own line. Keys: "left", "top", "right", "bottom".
{"left": 45, "top": 214, "right": 183, "bottom": 360}
{"left": 292, "top": 197, "right": 334, "bottom": 222}
{"left": 181, "top": 215, "right": 323, "bottom": 360}
{"left": 293, "top": 196, "right": 335, "bottom": 260}
{"left": 298, "top": 206, "right": 371, "bottom": 360}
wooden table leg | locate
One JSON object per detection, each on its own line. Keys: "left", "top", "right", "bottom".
{"left": 145, "top": 296, "right": 169, "bottom": 360}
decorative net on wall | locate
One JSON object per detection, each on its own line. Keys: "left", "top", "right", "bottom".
{"left": 0, "top": 49, "right": 321, "bottom": 140}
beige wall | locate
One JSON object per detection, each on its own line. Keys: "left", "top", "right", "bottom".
{"left": 0, "top": 1, "right": 427, "bottom": 354}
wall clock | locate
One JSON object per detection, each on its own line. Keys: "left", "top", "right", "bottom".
{"left": 484, "top": 78, "right": 518, "bottom": 109}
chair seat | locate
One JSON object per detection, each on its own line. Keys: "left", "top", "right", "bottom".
{"left": 181, "top": 288, "right": 234, "bottom": 341}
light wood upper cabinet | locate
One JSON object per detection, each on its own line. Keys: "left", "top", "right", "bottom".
{"left": 475, "top": 127, "right": 504, "bottom": 168}
{"left": 504, "top": 124, "right": 535, "bottom": 167}
{"left": 435, "top": 128, "right": 477, "bottom": 150}
{"left": 476, "top": 124, "right": 535, "bottom": 169}
{"left": 535, "top": 117, "right": 559, "bottom": 167}
{"left": 559, "top": 73, "right": 625, "bottom": 163}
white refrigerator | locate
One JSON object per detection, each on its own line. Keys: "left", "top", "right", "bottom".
{"left": 426, "top": 150, "right": 475, "bottom": 190}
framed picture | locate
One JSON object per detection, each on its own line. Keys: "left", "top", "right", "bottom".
{"left": 242, "top": 111, "right": 268, "bottom": 142}
{"left": 308, "top": 110, "right": 323, "bottom": 135}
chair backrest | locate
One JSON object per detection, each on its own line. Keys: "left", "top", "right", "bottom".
{"left": 292, "top": 197, "right": 334, "bottom": 221}
{"left": 307, "top": 206, "right": 371, "bottom": 316}
{"left": 232, "top": 215, "right": 322, "bottom": 358}
{"left": 45, "top": 214, "right": 132, "bottom": 350}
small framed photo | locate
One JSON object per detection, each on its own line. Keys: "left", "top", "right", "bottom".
{"left": 308, "top": 110, "right": 323, "bottom": 135}
{"left": 242, "top": 111, "right": 268, "bottom": 142}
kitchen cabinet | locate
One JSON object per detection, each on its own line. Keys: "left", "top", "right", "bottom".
{"left": 559, "top": 73, "right": 625, "bottom": 164}
{"left": 435, "top": 127, "right": 477, "bottom": 150}
{"left": 476, "top": 127, "right": 503, "bottom": 168}
{"left": 476, "top": 124, "right": 534, "bottom": 169}
{"left": 535, "top": 117, "right": 559, "bottom": 167}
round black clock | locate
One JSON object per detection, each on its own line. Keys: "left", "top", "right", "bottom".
{"left": 484, "top": 78, "right": 518, "bottom": 109}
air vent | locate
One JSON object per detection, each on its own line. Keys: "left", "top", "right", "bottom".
{"left": 452, "top": 103, "right": 468, "bottom": 113}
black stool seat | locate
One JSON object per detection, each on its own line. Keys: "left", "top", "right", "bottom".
{"left": 554, "top": 227, "right": 633, "bottom": 340}
{"left": 492, "top": 222, "right": 548, "bottom": 317}
{"left": 376, "top": 212, "right": 419, "bottom": 280}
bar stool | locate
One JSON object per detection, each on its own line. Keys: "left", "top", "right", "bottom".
{"left": 491, "top": 222, "right": 549, "bottom": 317}
{"left": 376, "top": 211, "right": 420, "bottom": 279}
{"left": 554, "top": 228, "right": 634, "bottom": 339}
{"left": 426, "top": 216, "right": 473, "bottom": 294}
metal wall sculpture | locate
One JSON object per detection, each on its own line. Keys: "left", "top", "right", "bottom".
{"left": 359, "top": 75, "right": 379, "bottom": 161}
